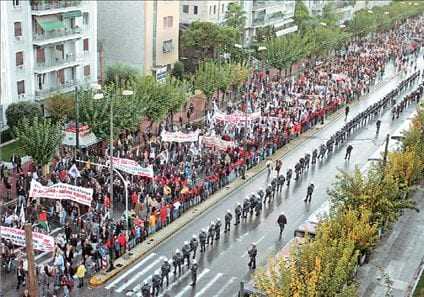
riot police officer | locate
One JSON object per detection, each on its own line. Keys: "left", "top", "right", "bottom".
{"left": 182, "top": 241, "right": 191, "bottom": 268}
{"left": 264, "top": 184, "right": 272, "bottom": 203}
{"left": 270, "top": 178, "right": 277, "bottom": 197}
{"left": 190, "top": 259, "right": 198, "bottom": 286}
{"left": 277, "top": 174, "right": 285, "bottom": 192}
{"left": 173, "top": 249, "right": 183, "bottom": 276}
{"left": 305, "top": 183, "right": 315, "bottom": 203}
{"left": 304, "top": 153, "right": 311, "bottom": 169}
{"left": 286, "top": 169, "right": 292, "bottom": 186}
{"left": 190, "top": 235, "right": 198, "bottom": 259}
{"left": 294, "top": 162, "right": 301, "bottom": 180}
{"left": 161, "top": 259, "right": 171, "bottom": 287}
{"left": 277, "top": 212, "right": 287, "bottom": 236}
{"left": 312, "top": 148, "right": 318, "bottom": 164}
{"left": 248, "top": 243, "right": 257, "bottom": 270}
{"left": 224, "top": 210, "right": 233, "bottom": 232}
{"left": 255, "top": 195, "right": 262, "bottom": 216}
{"left": 207, "top": 221, "right": 215, "bottom": 245}
{"left": 141, "top": 280, "right": 151, "bottom": 297}
{"left": 152, "top": 272, "right": 162, "bottom": 296}
{"left": 242, "top": 198, "right": 250, "bottom": 218}
{"left": 249, "top": 194, "right": 256, "bottom": 215}
{"left": 199, "top": 229, "right": 207, "bottom": 252}
{"left": 215, "top": 218, "right": 222, "bottom": 240}
{"left": 235, "top": 203, "right": 242, "bottom": 225}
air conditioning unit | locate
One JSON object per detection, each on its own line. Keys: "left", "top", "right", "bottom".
{"left": 17, "top": 64, "right": 24, "bottom": 70}
{"left": 18, "top": 94, "right": 25, "bottom": 100}
{"left": 15, "top": 36, "right": 22, "bottom": 41}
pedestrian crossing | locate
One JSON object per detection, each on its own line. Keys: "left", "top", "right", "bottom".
{"left": 104, "top": 253, "right": 240, "bottom": 297}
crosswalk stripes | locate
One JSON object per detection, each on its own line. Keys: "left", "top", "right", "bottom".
{"left": 211, "top": 276, "right": 237, "bottom": 297}
{"left": 105, "top": 253, "right": 157, "bottom": 290}
{"left": 193, "top": 273, "right": 223, "bottom": 297}
{"left": 116, "top": 256, "right": 165, "bottom": 293}
{"left": 174, "top": 269, "right": 211, "bottom": 297}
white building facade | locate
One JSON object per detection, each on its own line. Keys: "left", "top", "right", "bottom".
{"left": 242, "top": 0, "right": 298, "bottom": 44}
{"left": 0, "top": 0, "right": 98, "bottom": 121}
{"left": 179, "top": 0, "right": 238, "bottom": 25}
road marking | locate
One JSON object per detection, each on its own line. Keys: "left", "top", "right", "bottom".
{"left": 194, "top": 273, "right": 223, "bottom": 296}
{"left": 127, "top": 267, "right": 162, "bottom": 296}
{"left": 116, "top": 256, "right": 165, "bottom": 293}
{"left": 174, "top": 269, "right": 210, "bottom": 297}
{"left": 105, "top": 253, "right": 156, "bottom": 290}
{"left": 211, "top": 277, "right": 237, "bottom": 297}
{"left": 236, "top": 232, "right": 249, "bottom": 242}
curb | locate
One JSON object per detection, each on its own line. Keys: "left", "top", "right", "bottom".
{"left": 89, "top": 72, "right": 399, "bottom": 287}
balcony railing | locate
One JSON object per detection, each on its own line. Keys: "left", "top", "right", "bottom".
{"left": 31, "top": 0, "right": 81, "bottom": 11}
{"left": 35, "top": 80, "right": 78, "bottom": 97}
{"left": 34, "top": 55, "right": 77, "bottom": 71}
{"left": 33, "top": 27, "right": 82, "bottom": 42}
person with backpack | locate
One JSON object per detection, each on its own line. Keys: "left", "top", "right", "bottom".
{"left": 74, "top": 261, "right": 86, "bottom": 288}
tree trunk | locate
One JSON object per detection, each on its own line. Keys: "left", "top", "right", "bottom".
{"left": 42, "top": 163, "right": 50, "bottom": 176}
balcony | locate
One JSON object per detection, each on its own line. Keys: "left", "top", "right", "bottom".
{"left": 33, "top": 27, "right": 82, "bottom": 46}
{"left": 35, "top": 80, "right": 79, "bottom": 98}
{"left": 31, "top": 0, "right": 81, "bottom": 15}
{"left": 34, "top": 55, "right": 79, "bottom": 73}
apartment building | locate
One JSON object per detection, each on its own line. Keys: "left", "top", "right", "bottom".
{"left": 0, "top": 0, "right": 98, "bottom": 120}
{"left": 180, "top": 0, "right": 238, "bottom": 25}
{"left": 242, "top": 0, "right": 298, "bottom": 44}
{"left": 97, "top": 1, "right": 179, "bottom": 80}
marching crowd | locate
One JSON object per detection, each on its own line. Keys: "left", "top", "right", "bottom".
{"left": 1, "top": 15, "right": 424, "bottom": 297}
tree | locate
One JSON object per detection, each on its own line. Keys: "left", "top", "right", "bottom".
{"left": 172, "top": 61, "right": 185, "bottom": 80}
{"left": 194, "top": 61, "right": 221, "bottom": 100}
{"left": 294, "top": 1, "right": 313, "bottom": 34}
{"left": 223, "top": 3, "right": 246, "bottom": 42}
{"left": 6, "top": 101, "right": 42, "bottom": 130}
{"left": 321, "top": 3, "right": 338, "bottom": 27}
{"left": 105, "top": 63, "right": 140, "bottom": 87}
{"left": 45, "top": 93, "right": 75, "bottom": 122}
{"left": 15, "top": 117, "right": 63, "bottom": 173}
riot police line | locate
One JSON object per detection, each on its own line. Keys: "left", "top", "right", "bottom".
{"left": 140, "top": 71, "right": 423, "bottom": 297}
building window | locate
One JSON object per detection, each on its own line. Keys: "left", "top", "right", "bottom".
{"left": 16, "top": 51, "right": 24, "bottom": 67}
{"left": 222, "top": 4, "right": 225, "bottom": 13}
{"left": 209, "top": 6, "right": 212, "bottom": 15}
{"left": 182, "top": 5, "right": 189, "bottom": 14}
{"left": 83, "top": 38, "right": 89, "bottom": 51}
{"left": 193, "top": 5, "right": 198, "bottom": 15}
{"left": 213, "top": 5, "right": 216, "bottom": 14}
{"left": 162, "top": 39, "right": 173, "bottom": 53}
{"left": 84, "top": 65, "right": 90, "bottom": 77}
{"left": 13, "top": 0, "right": 20, "bottom": 7}
{"left": 14, "top": 22, "right": 22, "bottom": 37}
{"left": 36, "top": 47, "right": 45, "bottom": 64}
{"left": 163, "top": 16, "right": 173, "bottom": 28}
{"left": 83, "top": 12, "right": 89, "bottom": 25}
{"left": 17, "top": 80, "right": 25, "bottom": 95}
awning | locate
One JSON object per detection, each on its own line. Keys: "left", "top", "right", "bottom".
{"left": 63, "top": 10, "right": 82, "bottom": 18}
{"left": 36, "top": 17, "right": 65, "bottom": 31}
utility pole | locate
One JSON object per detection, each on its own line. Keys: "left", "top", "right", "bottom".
{"left": 382, "top": 133, "right": 390, "bottom": 169}
{"left": 24, "top": 224, "right": 38, "bottom": 297}
{"left": 75, "top": 86, "right": 80, "bottom": 155}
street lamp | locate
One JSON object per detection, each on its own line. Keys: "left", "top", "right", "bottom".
{"left": 92, "top": 87, "right": 133, "bottom": 223}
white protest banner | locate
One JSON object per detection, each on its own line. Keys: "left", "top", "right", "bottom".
{"left": 29, "top": 180, "right": 93, "bottom": 206}
{"left": 112, "top": 157, "right": 154, "bottom": 178}
{"left": 201, "top": 136, "right": 235, "bottom": 151}
{"left": 160, "top": 129, "right": 200, "bottom": 143}
{"left": 213, "top": 109, "right": 261, "bottom": 124}
{"left": 0, "top": 226, "right": 55, "bottom": 252}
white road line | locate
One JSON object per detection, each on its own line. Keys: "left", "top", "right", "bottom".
{"left": 127, "top": 268, "right": 161, "bottom": 297}
{"left": 194, "top": 273, "right": 223, "bottom": 297}
{"left": 236, "top": 232, "right": 249, "bottom": 242}
{"left": 155, "top": 269, "right": 192, "bottom": 297}
{"left": 105, "top": 253, "right": 156, "bottom": 290}
{"left": 116, "top": 256, "right": 165, "bottom": 293}
{"left": 174, "top": 269, "right": 210, "bottom": 297}
{"left": 211, "top": 277, "right": 237, "bottom": 297}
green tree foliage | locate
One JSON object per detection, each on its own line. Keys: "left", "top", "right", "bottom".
{"left": 255, "top": 25, "right": 276, "bottom": 43}
{"left": 15, "top": 117, "right": 63, "bottom": 166}
{"left": 105, "top": 63, "right": 140, "bottom": 87}
{"left": 294, "top": 1, "right": 313, "bottom": 34}
{"left": 45, "top": 93, "right": 75, "bottom": 122}
{"left": 223, "top": 2, "right": 246, "bottom": 42}
{"left": 6, "top": 101, "right": 42, "bottom": 130}
{"left": 172, "top": 61, "right": 185, "bottom": 80}
{"left": 181, "top": 21, "right": 238, "bottom": 60}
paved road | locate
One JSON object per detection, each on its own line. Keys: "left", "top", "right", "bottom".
{"left": 98, "top": 63, "right": 423, "bottom": 297}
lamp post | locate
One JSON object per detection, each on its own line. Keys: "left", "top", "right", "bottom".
{"left": 92, "top": 86, "right": 133, "bottom": 219}
{"left": 74, "top": 86, "right": 80, "bottom": 155}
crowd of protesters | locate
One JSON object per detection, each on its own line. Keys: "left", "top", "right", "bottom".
{"left": 1, "top": 15, "right": 424, "bottom": 297}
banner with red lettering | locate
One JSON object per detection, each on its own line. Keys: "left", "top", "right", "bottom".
{"left": 161, "top": 129, "right": 200, "bottom": 143}
{"left": 29, "top": 180, "right": 93, "bottom": 206}
{"left": 201, "top": 136, "right": 235, "bottom": 151}
{"left": 112, "top": 157, "right": 154, "bottom": 178}
{"left": 0, "top": 226, "right": 55, "bottom": 252}
{"left": 213, "top": 110, "right": 261, "bottom": 124}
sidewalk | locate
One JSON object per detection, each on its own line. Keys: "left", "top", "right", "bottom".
{"left": 88, "top": 68, "right": 400, "bottom": 287}
{"left": 357, "top": 186, "right": 424, "bottom": 297}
